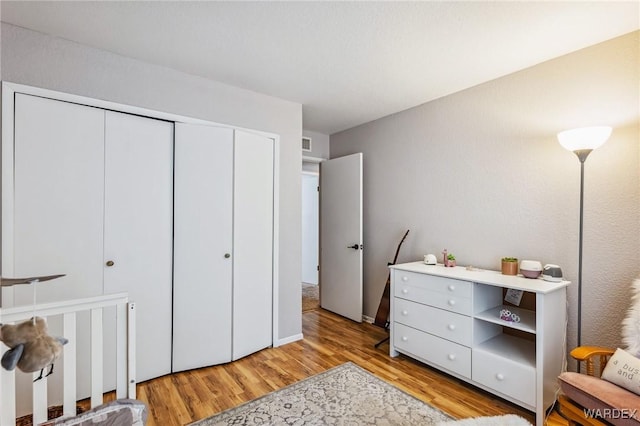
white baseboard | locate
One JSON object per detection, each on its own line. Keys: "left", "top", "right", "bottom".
{"left": 275, "top": 318, "right": 374, "bottom": 346}
{"left": 274, "top": 333, "right": 303, "bottom": 347}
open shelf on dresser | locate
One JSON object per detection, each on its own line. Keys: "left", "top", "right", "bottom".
{"left": 475, "top": 304, "right": 536, "bottom": 334}
{"left": 474, "top": 333, "right": 536, "bottom": 368}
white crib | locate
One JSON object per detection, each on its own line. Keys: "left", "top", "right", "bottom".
{"left": 0, "top": 293, "right": 136, "bottom": 426}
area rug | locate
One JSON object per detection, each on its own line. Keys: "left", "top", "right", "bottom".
{"left": 190, "top": 362, "right": 453, "bottom": 425}
{"left": 437, "top": 414, "right": 532, "bottom": 425}
{"left": 302, "top": 283, "right": 319, "bottom": 312}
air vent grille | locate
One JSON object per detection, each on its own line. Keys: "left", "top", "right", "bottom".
{"left": 302, "top": 137, "right": 312, "bottom": 152}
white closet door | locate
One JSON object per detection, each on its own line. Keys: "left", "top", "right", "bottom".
{"left": 173, "top": 123, "right": 234, "bottom": 372}
{"left": 11, "top": 93, "right": 106, "bottom": 408}
{"left": 232, "top": 130, "right": 274, "bottom": 360}
{"left": 103, "top": 111, "right": 174, "bottom": 382}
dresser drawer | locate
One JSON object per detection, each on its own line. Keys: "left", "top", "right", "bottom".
{"left": 394, "top": 298, "right": 471, "bottom": 346}
{"left": 394, "top": 323, "right": 471, "bottom": 379}
{"left": 394, "top": 271, "right": 472, "bottom": 297}
{"left": 472, "top": 349, "right": 536, "bottom": 407}
{"left": 394, "top": 271, "right": 472, "bottom": 315}
{"left": 395, "top": 285, "right": 471, "bottom": 315}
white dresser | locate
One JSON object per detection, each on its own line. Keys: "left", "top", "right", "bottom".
{"left": 389, "top": 262, "right": 569, "bottom": 426}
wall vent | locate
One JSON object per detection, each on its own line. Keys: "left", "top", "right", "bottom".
{"left": 302, "top": 137, "right": 312, "bottom": 152}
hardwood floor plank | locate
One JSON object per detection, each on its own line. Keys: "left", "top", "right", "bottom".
{"left": 123, "top": 308, "right": 567, "bottom": 426}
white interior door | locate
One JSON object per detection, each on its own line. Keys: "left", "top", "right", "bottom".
{"left": 173, "top": 123, "right": 234, "bottom": 371}
{"left": 103, "top": 111, "right": 174, "bottom": 383}
{"left": 301, "top": 173, "right": 319, "bottom": 285}
{"left": 232, "top": 129, "right": 274, "bottom": 360}
{"left": 320, "top": 153, "right": 363, "bottom": 322}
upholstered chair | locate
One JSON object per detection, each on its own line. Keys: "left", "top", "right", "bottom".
{"left": 558, "top": 346, "right": 640, "bottom": 426}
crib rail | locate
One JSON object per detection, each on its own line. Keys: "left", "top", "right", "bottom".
{"left": 0, "top": 293, "right": 136, "bottom": 426}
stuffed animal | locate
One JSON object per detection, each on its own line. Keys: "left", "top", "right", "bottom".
{"left": 0, "top": 317, "right": 68, "bottom": 381}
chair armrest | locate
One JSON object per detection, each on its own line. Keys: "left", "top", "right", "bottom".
{"left": 570, "top": 346, "right": 615, "bottom": 361}
{"left": 570, "top": 346, "right": 615, "bottom": 377}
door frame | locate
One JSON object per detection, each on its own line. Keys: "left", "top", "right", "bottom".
{"left": 0, "top": 81, "right": 282, "bottom": 346}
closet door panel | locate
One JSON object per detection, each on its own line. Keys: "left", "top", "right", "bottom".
{"left": 173, "top": 123, "right": 234, "bottom": 371}
{"left": 12, "top": 94, "right": 105, "bottom": 406}
{"left": 12, "top": 94, "right": 105, "bottom": 304}
{"left": 103, "top": 111, "right": 174, "bottom": 382}
{"left": 232, "top": 130, "right": 274, "bottom": 360}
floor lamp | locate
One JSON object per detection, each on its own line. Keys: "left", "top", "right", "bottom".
{"left": 557, "top": 126, "right": 612, "bottom": 352}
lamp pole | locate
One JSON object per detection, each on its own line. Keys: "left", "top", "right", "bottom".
{"left": 575, "top": 149, "right": 592, "bottom": 349}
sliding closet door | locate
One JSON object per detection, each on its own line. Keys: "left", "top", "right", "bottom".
{"left": 103, "top": 111, "right": 174, "bottom": 382}
{"left": 173, "top": 123, "right": 234, "bottom": 372}
{"left": 232, "top": 130, "right": 274, "bottom": 360}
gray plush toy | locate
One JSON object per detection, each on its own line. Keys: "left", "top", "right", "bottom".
{"left": 0, "top": 317, "right": 68, "bottom": 381}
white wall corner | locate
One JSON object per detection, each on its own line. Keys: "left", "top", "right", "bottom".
{"left": 273, "top": 333, "right": 304, "bottom": 347}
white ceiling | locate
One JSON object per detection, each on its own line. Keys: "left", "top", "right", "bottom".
{"left": 1, "top": 1, "right": 638, "bottom": 135}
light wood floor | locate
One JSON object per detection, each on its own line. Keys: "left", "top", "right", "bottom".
{"left": 124, "top": 307, "right": 568, "bottom": 425}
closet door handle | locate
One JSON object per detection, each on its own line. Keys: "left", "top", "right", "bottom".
{"left": 105, "top": 260, "right": 115, "bottom": 267}
{"left": 224, "top": 253, "right": 231, "bottom": 259}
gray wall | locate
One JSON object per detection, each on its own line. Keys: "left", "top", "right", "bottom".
{"left": 331, "top": 31, "right": 640, "bottom": 353}
{"left": 302, "top": 130, "right": 329, "bottom": 174}
{"left": 303, "top": 130, "right": 330, "bottom": 160}
{"left": 0, "top": 23, "right": 303, "bottom": 343}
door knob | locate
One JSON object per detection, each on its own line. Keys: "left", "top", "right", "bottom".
{"left": 105, "top": 260, "right": 115, "bottom": 267}
{"left": 224, "top": 253, "right": 231, "bottom": 259}
{"left": 347, "top": 244, "right": 362, "bottom": 250}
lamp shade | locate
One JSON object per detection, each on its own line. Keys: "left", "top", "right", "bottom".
{"left": 557, "top": 126, "right": 612, "bottom": 152}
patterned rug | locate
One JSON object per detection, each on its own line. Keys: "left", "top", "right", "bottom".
{"left": 444, "top": 415, "right": 531, "bottom": 425}
{"left": 190, "top": 362, "right": 453, "bottom": 425}
{"left": 302, "top": 283, "right": 319, "bottom": 312}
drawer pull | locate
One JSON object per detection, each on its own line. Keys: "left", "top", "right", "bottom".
{"left": 447, "top": 324, "right": 456, "bottom": 331}
{"left": 402, "top": 276, "right": 409, "bottom": 282}
{"left": 401, "top": 336, "right": 408, "bottom": 342}
{"left": 448, "top": 299, "right": 456, "bottom": 306}
{"left": 401, "top": 310, "right": 408, "bottom": 316}
{"left": 448, "top": 284, "right": 455, "bottom": 291}
{"left": 402, "top": 289, "right": 409, "bottom": 295}
{"left": 496, "top": 373, "right": 505, "bottom": 381}
{"left": 447, "top": 354, "right": 456, "bottom": 361}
